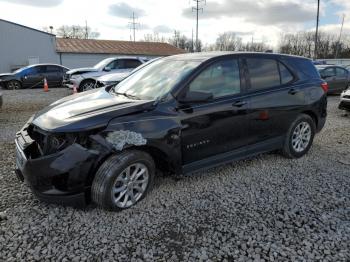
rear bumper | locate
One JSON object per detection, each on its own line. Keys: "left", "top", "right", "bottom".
{"left": 15, "top": 123, "right": 100, "bottom": 207}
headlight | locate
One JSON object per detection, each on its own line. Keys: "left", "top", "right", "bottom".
{"left": 70, "top": 75, "right": 82, "bottom": 80}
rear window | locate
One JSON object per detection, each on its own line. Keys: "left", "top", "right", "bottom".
{"left": 292, "top": 58, "right": 320, "bottom": 79}
{"left": 246, "top": 58, "right": 280, "bottom": 90}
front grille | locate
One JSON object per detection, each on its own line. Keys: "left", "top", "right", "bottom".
{"left": 344, "top": 95, "right": 350, "bottom": 99}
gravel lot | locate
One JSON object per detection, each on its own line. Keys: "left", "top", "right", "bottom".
{"left": 0, "top": 88, "right": 349, "bottom": 261}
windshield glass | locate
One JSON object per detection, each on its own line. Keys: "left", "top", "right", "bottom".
{"left": 14, "top": 66, "right": 31, "bottom": 74}
{"left": 113, "top": 58, "right": 200, "bottom": 100}
{"left": 93, "top": 58, "right": 114, "bottom": 70}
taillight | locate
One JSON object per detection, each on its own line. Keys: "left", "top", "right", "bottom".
{"left": 321, "top": 82, "right": 328, "bottom": 93}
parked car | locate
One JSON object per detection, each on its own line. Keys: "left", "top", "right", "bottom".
{"left": 316, "top": 65, "right": 350, "bottom": 94}
{"left": 95, "top": 58, "right": 160, "bottom": 88}
{"left": 0, "top": 64, "right": 69, "bottom": 90}
{"left": 339, "top": 87, "right": 350, "bottom": 111}
{"left": 63, "top": 57, "right": 148, "bottom": 92}
{"left": 15, "top": 52, "right": 327, "bottom": 211}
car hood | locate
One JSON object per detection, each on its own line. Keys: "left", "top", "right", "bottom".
{"left": 97, "top": 72, "right": 131, "bottom": 82}
{"left": 0, "top": 73, "right": 13, "bottom": 78}
{"left": 32, "top": 88, "right": 155, "bottom": 132}
{"left": 66, "top": 68, "right": 98, "bottom": 75}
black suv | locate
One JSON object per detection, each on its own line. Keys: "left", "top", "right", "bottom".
{"left": 15, "top": 52, "right": 327, "bottom": 211}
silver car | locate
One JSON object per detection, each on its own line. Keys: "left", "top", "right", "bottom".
{"left": 64, "top": 57, "right": 148, "bottom": 92}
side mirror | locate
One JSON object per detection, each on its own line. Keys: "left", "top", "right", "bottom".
{"left": 104, "top": 66, "right": 111, "bottom": 72}
{"left": 178, "top": 91, "right": 213, "bottom": 103}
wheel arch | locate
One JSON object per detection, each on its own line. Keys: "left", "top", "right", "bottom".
{"left": 301, "top": 110, "right": 318, "bottom": 128}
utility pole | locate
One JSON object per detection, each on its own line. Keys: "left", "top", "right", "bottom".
{"left": 335, "top": 14, "right": 345, "bottom": 59}
{"left": 128, "top": 12, "right": 139, "bottom": 42}
{"left": 314, "top": 0, "right": 320, "bottom": 60}
{"left": 192, "top": 0, "right": 205, "bottom": 52}
{"left": 85, "top": 20, "right": 88, "bottom": 39}
{"left": 191, "top": 28, "right": 194, "bottom": 52}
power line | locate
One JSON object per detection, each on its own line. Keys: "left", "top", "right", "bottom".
{"left": 192, "top": 0, "right": 206, "bottom": 52}
{"left": 335, "top": 14, "right": 345, "bottom": 59}
{"left": 128, "top": 12, "right": 140, "bottom": 42}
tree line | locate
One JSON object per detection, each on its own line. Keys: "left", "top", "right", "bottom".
{"left": 44, "top": 24, "right": 350, "bottom": 58}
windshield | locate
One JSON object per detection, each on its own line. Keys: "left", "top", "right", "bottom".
{"left": 14, "top": 66, "right": 31, "bottom": 74}
{"left": 113, "top": 58, "right": 200, "bottom": 100}
{"left": 93, "top": 58, "right": 115, "bottom": 70}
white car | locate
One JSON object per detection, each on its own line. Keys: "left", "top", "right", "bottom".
{"left": 339, "top": 87, "right": 350, "bottom": 111}
{"left": 64, "top": 57, "right": 148, "bottom": 92}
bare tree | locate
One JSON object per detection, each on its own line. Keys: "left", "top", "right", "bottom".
{"left": 143, "top": 33, "right": 167, "bottom": 43}
{"left": 43, "top": 25, "right": 100, "bottom": 39}
{"left": 168, "top": 30, "right": 195, "bottom": 52}
{"left": 278, "top": 31, "right": 350, "bottom": 58}
{"left": 215, "top": 32, "right": 242, "bottom": 51}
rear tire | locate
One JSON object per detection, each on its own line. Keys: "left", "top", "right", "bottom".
{"left": 6, "top": 80, "right": 21, "bottom": 90}
{"left": 91, "top": 150, "right": 155, "bottom": 211}
{"left": 281, "top": 114, "right": 316, "bottom": 158}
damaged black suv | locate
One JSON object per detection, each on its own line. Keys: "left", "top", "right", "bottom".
{"left": 15, "top": 52, "right": 327, "bottom": 211}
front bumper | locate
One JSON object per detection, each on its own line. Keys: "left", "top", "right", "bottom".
{"left": 339, "top": 99, "right": 350, "bottom": 111}
{"left": 15, "top": 123, "right": 100, "bottom": 207}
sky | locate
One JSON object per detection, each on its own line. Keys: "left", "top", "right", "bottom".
{"left": 0, "top": 0, "right": 349, "bottom": 48}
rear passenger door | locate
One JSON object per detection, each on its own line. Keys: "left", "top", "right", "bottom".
{"left": 45, "top": 65, "right": 62, "bottom": 87}
{"left": 320, "top": 67, "right": 337, "bottom": 92}
{"left": 335, "top": 67, "right": 349, "bottom": 92}
{"left": 243, "top": 56, "right": 303, "bottom": 146}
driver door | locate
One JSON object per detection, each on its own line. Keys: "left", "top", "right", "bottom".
{"left": 179, "top": 57, "right": 250, "bottom": 166}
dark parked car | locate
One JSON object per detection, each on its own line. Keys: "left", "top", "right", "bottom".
{"left": 316, "top": 65, "right": 350, "bottom": 94}
{"left": 15, "top": 52, "right": 327, "bottom": 211}
{"left": 0, "top": 64, "right": 69, "bottom": 90}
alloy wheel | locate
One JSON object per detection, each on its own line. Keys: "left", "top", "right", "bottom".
{"left": 82, "top": 81, "right": 95, "bottom": 91}
{"left": 111, "top": 163, "right": 149, "bottom": 208}
{"left": 291, "top": 121, "right": 312, "bottom": 152}
{"left": 7, "top": 81, "right": 20, "bottom": 90}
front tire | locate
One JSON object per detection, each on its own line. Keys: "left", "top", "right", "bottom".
{"left": 6, "top": 80, "right": 21, "bottom": 90}
{"left": 91, "top": 150, "right": 155, "bottom": 211}
{"left": 79, "top": 79, "right": 96, "bottom": 92}
{"left": 281, "top": 114, "right": 316, "bottom": 158}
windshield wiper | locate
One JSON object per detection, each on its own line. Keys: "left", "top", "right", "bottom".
{"left": 112, "top": 91, "right": 141, "bottom": 100}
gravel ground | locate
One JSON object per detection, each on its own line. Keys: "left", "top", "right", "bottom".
{"left": 0, "top": 88, "right": 349, "bottom": 261}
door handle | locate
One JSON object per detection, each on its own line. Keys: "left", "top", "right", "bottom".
{"left": 288, "top": 88, "right": 299, "bottom": 95}
{"left": 232, "top": 101, "right": 247, "bottom": 107}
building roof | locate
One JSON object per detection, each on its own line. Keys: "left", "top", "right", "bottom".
{"left": 0, "top": 19, "right": 55, "bottom": 36}
{"left": 56, "top": 38, "right": 186, "bottom": 56}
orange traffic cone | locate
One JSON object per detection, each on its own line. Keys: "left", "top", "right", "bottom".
{"left": 43, "top": 78, "right": 49, "bottom": 92}
{"left": 73, "top": 84, "right": 78, "bottom": 94}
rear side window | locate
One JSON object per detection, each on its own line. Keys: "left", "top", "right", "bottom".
{"left": 336, "top": 67, "right": 347, "bottom": 77}
{"left": 123, "top": 59, "right": 142, "bottom": 69}
{"left": 47, "top": 66, "right": 59, "bottom": 73}
{"left": 279, "top": 62, "right": 294, "bottom": 84}
{"left": 246, "top": 58, "right": 280, "bottom": 90}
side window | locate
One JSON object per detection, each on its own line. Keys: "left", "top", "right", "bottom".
{"left": 322, "top": 68, "right": 335, "bottom": 78}
{"left": 37, "top": 66, "right": 47, "bottom": 74}
{"left": 107, "top": 60, "right": 120, "bottom": 70}
{"left": 246, "top": 58, "right": 280, "bottom": 90}
{"left": 46, "top": 66, "right": 59, "bottom": 73}
{"left": 336, "top": 68, "right": 347, "bottom": 77}
{"left": 279, "top": 62, "right": 294, "bottom": 84}
{"left": 189, "top": 59, "right": 241, "bottom": 98}
{"left": 124, "top": 59, "right": 142, "bottom": 69}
